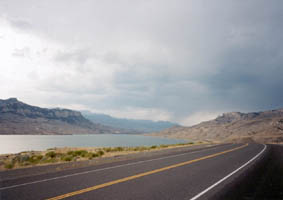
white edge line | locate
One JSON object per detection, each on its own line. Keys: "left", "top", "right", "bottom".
{"left": 189, "top": 144, "right": 267, "bottom": 200}
{"left": 0, "top": 144, "right": 235, "bottom": 190}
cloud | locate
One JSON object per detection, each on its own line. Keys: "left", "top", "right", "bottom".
{"left": 8, "top": 18, "right": 32, "bottom": 30}
{"left": 12, "top": 47, "right": 30, "bottom": 57}
{"left": 180, "top": 111, "right": 222, "bottom": 126}
{"left": 0, "top": 0, "right": 283, "bottom": 126}
{"left": 54, "top": 49, "right": 92, "bottom": 65}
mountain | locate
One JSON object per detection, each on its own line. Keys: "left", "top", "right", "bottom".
{"left": 149, "top": 109, "right": 283, "bottom": 143}
{"left": 0, "top": 98, "right": 124, "bottom": 135}
{"left": 81, "top": 111, "right": 178, "bottom": 133}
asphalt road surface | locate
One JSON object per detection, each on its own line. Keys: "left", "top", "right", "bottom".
{"left": 0, "top": 143, "right": 266, "bottom": 200}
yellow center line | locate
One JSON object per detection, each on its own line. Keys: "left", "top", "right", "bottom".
{"left": 46, "top": 144, "right": 248, "bottom": 200}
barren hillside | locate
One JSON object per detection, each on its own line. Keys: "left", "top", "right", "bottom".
{"left": 0, "top": 98, "right": 124, "bottom": 135}
{"left": 150, "top": 110, "right": 283, "bottom": 143}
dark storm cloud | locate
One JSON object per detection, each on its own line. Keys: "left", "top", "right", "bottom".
{"left": 1, "top": 0, "right": 283, "bottom": 124}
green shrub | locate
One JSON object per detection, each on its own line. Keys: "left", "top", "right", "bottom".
{"left": 86, "top": 152, "right": 93, "bottom": 159}
{"left": 97, "top": 150, "right": 104, "bottom": 156}
{"left": 67, "top": 150, "right": 88, "bottom": 157}
{"left": 103, "top": 147, "right": 124, "bottom": 152}
{"left": 113, "top": 147, "right": 124, "bottom": 152}
{"left": 133, "top": 146, "right": 148, "bottom": 151}
{"left": 4, "top": 162, "right": 14, "bottom": 169}
{"left": 61, "top": 155, "right": 73, "bottom": 162}
{"left": 150, "top": 145, "right": 157, "bottom": 149}
{"left": 103, "top": 147, "right": 112, "bottom": 152}
{"left": 87, "top": 152, "right": 100, "bottom": 159}
{"left": 133, "top": 147, "right": 139, "bottom": 151}
{"left": 15, "top": 155, "right": 30, "bottom": 163}
{"left": 67, "top": 151, "right": 74, "bottom": 155}
{"left": 77, "top": 150, "right": 88, "bottom": 157}
{"left": 45, "top": 151, "right": 56, "bottom": 158}
{"left": 92, "top": 153, "right": 99, "bottom": 157}
{"left": 28, "top": 155, "right": 42, "bottom": 164}
{"left": 41, "top": 157, "right": 55, "bottom": 163}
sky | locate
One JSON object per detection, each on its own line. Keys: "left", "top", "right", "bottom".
{"left": 0, "top": 0, "right": 283, "bottom": 126}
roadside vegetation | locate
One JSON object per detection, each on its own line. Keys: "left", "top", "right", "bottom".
{"left": 0, "top": 142, "right": 197, "bottom": 170}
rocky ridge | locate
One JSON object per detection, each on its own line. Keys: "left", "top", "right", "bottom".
{"left": 150, "top": 109, "right": 283, "bottom": 143}
{"left": 0, "top": 98, "right": 123, "bottom": 135}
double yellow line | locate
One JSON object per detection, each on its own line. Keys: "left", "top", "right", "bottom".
{"left": 47, "top": 144, "right": 248, "bottom": 200}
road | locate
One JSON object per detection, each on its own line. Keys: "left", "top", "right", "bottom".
{"left": 0, "top": 143, "right": 266, "bottom": 200}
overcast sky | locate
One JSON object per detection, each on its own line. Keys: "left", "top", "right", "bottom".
{"left": 1, "top": 0, "right": 283, "bottom": 126}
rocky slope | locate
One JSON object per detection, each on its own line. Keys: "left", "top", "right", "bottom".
{"left": 0, "top": 98, "right": 124, "bottom": 135}
{"left": 150, "top": 109, "right": 283, "bottom": 143}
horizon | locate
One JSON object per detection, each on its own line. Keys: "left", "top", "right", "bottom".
{"left": 2, "top": 97, "right": 283, "bottom": 128}
{"left": 1, "top": 0, "right": 283, "bottom": 126}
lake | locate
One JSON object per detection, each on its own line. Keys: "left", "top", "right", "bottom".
{"left": 0, "top": 134, "right": 186, "bottom": 154}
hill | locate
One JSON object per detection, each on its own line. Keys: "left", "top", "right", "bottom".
{"left": 149, "top": 109, "right": 283, "bottom": 143}
{"left": 0, "top": 98, "right": 125, "bottom": 135}
{"left": 81, "top": 111, "right": 178, "bottom": 133}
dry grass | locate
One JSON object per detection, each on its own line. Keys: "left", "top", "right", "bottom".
{"left": 0, "top": 142, "right": 204, "bottom": 171}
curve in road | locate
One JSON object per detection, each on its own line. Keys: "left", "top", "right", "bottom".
{"left": 0, "top": 143, "right": 266, "bottom": 200}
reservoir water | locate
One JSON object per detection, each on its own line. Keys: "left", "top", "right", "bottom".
{"left": 0, "top": 134, "right": 186, "bottom": 155}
